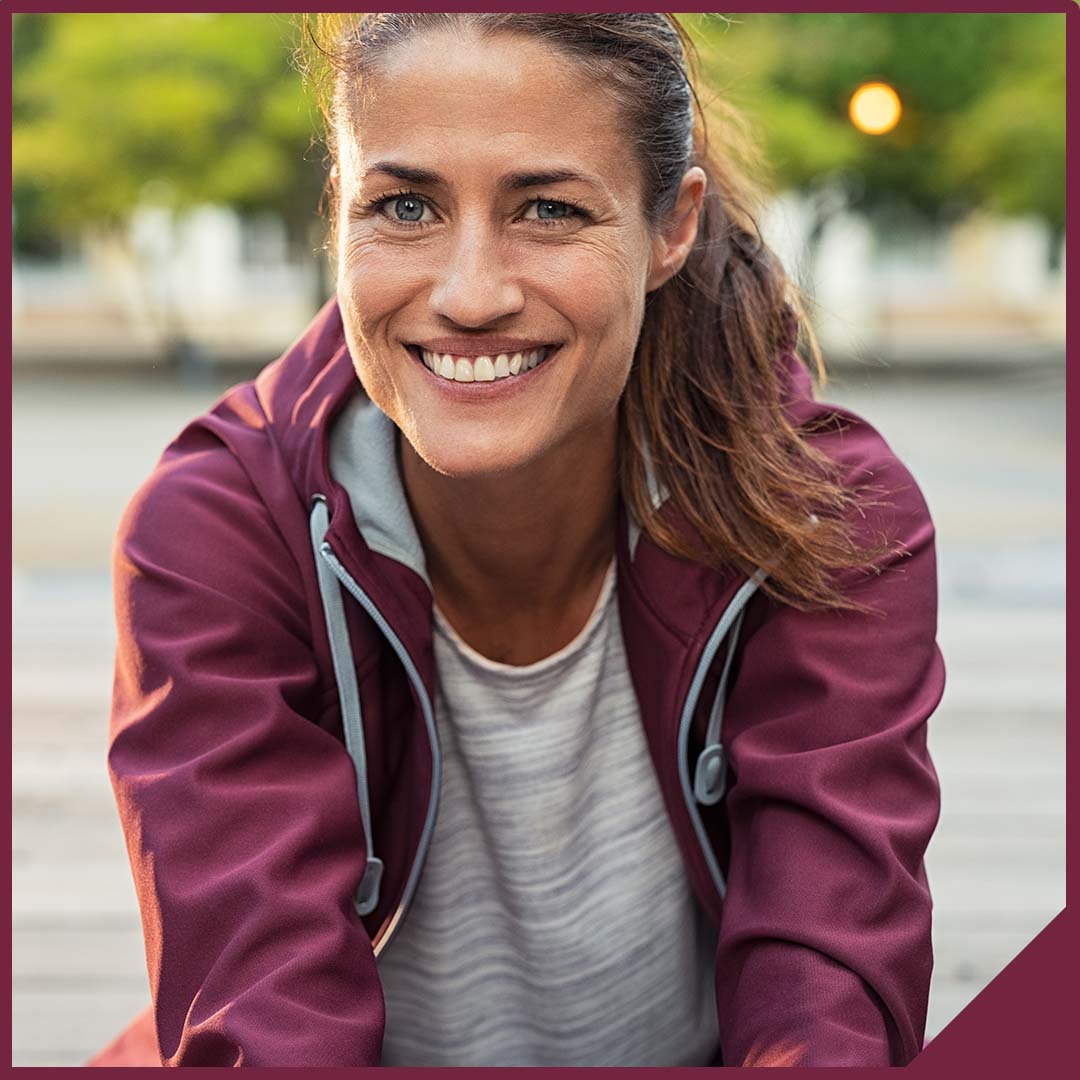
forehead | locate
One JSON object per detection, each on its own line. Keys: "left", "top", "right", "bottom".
{"left": 337, "top": 28, "right": 640, "bottom": 199}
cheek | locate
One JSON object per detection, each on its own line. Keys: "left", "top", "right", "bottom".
{"left": 336, "top": 242, "right": 419, "bottom": 406}
{"left": 536, "top": 234, "right": 648, "bottom": 319}
{"left": 338, "top": 235, "right": 425, "bottom": 337}
{"left": 541, "top": 256, "right": 645, "bottom": 414}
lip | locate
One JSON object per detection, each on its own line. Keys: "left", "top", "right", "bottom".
{"left": 410, "top": 336, "right": 557, "bottom": 357}
{"left": 405, "top": 343, "right": 559, "bottom": 401}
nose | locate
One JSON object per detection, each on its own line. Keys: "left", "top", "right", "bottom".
{"left": 428, "top": 219, "right": 525, "bottom": 327}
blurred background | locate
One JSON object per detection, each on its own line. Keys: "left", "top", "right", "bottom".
{"left": 11, "top": 11, "right": 1065, "bottom": 1065}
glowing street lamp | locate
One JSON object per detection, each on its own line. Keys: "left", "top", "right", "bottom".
{"left": 849, "top": 81, "right": 902, "bottom": 135}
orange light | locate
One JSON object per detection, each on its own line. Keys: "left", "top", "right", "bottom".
{"left": 849, "top": 82, "right": 902, "bottom": 135}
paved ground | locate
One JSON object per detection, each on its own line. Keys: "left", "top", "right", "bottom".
{"left": 11, "top": 360, "right": 1065, "bottom": 1065}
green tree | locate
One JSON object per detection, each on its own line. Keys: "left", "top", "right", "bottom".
{"left": 940, "top": 16, "right": 1065, "bottom": 258}
{"left": 686, "top": 12, "right": 1065, "bottom": 244}
{"left": 13, "top": 12, "right": 1065, "bottom": 263}
{"left": 13, "top": 12, "right": 323, "bottom": 246}
{"left": 12, "top": 12, "right": 330, "bottom": 364}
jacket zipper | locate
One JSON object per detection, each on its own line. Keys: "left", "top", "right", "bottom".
{"left": 314, "top": 520, "right": 442, "bottom": 958}
{"left": 675, "top": 571, "right": 765, "bottom": 904}
{"left": 315, "top": 487, "right": 762, "bottom": 948}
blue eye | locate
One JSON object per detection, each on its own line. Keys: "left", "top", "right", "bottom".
{"left": 390, "top": 196, "right": 425, "bottom": 222}
{"left": 534, "top": 199, "right": 574, "bottom": 220}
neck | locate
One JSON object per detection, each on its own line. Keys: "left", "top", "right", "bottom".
{"left": 400, "top": 415, "right": 618, "bottom": 625}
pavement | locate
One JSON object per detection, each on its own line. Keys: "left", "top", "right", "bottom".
{"left": 10, "top": 360, "right": 1065, "bottom": 1065}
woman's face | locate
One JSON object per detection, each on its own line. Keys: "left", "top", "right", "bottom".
{"left": 335, "top": 28, "right": 696, "bottom": 479}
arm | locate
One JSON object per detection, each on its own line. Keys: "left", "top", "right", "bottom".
{"left": 108, "top": 435, "right": 384, "bottom": 1066}
{"left": 715, "top": 451, "right": 945, "bottom": 1067}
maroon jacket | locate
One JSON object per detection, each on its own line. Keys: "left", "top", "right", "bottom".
{"left": 107, "top": 297, "right": 944, "bottom": 1067}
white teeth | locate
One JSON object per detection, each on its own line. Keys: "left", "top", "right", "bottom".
{"left": 420, "top": 346, "right": 550, "bottom": 382}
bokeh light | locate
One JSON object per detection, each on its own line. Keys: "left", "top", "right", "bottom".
{"left": 849, "top": 81, "right": 902, "bottom": 135}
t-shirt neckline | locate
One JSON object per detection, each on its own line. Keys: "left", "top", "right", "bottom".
{"left": 432, "top": 555, "right": 618, "bottom": 676}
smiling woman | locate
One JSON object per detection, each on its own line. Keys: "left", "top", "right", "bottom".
{"left": 94, "top": 12, "right": 944, "bottom": 1069}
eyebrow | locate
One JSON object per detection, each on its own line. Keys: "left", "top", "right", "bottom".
{"left": 365, "top": 161, "right": 602, "bottom": 192}
{"left": 505, "top": 169, "right": 592, "bottom": 191}
{"left": 366, "top": 162, "right": 443, "bottom": 187}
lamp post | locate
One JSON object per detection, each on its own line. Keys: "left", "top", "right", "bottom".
{"left": 848, "top": 82, "right": 902, "bottom": 360}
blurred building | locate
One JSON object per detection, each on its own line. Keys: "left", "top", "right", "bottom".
{"left": 762, "top": 192, "right": 1065, "bottom": 368}
{"left": 12, "top": 206, "right": 321, "bottom": 371}
{"left": 12, "top": 197, "right": 1065, "bottom": 373}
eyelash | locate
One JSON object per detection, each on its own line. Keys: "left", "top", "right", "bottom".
{"left": 362, "top": 188, "right": 590, "bottom": 230}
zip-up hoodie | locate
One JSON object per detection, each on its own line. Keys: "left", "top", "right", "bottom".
{"left": 107, "top": 296, "right": 945, "bottom": 1067}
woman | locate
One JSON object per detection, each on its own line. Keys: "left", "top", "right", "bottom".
{"left": 97, "top": 12, "right": 944, "bottom": 1068}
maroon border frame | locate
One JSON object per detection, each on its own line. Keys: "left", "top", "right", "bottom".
{"left": 5, "top": 3, "right": 1071, "bottom": 1074}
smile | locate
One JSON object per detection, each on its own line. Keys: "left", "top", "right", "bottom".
{"left": 409, "top": 345, "right": 556, "bottom": 383}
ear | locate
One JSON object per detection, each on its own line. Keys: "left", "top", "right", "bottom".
{"left": 645, "top": 166, "right": 707, "bottom": 293}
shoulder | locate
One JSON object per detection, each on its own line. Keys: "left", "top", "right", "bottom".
{"left": 113, "top": 299, "right": 354, "bottom": 643}
{"left": 113, "top": 389, "right": 312, "bottom": 647}
{"left": 817, "top": 399, "right": 932, "bottom": 551}
{"left": 775, "top": 350, "right": 936, "bottom": 590}
{"left": 116, "top": 386, "right": 271, "bottom": 561}
{"left": 729, "top": 381, "right": 946, "bottom": 739}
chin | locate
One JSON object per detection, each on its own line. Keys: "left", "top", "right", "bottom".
{"left": 407, "top": 428, "right": 535, "bottom": 481}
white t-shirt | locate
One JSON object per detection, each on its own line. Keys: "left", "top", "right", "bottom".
{"left": 377, "top": 556, "right": 720, "bottom": 1066}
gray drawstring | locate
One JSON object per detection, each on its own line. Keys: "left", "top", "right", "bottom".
{"left": 309, "top": 495, "right": 384, "bottom": 917}
{"left": 692, "top": 597, "right": 750, "bottom": 806}
{"left": 677, "top": 569, "right": 764, "bottom": 901}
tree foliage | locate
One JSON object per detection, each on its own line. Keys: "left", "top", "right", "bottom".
{"left": 12, "top": 12, "right": 325, "bottom": 250}
{"left": 11, "top": 12, "right": 1066, "bottom": 255}
{"left": 687, "top": 12, "right": 1064, "bottom": 231}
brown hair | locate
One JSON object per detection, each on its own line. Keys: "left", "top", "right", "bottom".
{"left": 297, "top": 13, "right": 897, "bottom": 614}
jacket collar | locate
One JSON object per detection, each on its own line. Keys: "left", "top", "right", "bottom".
{"left": 258, "top": 296, "right": 807, "bottom": 647}
{"left": 329, "top": 389, "right": 431, "bottom": 589}
{"left": 324, "top": 357, "right": 673, "bottom": 593}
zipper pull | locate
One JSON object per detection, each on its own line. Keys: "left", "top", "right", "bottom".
{"left": 355, "top": 856, "right": 385, "bottom": 917}
{"left": 692, "top": 603, "right": 747, "bottom": 806}
{"left": 693, "top": 743, "right": 728, "bottom": 805}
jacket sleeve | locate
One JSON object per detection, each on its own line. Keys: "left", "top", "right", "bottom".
{"left": 107, "top": 434, "right": 385, "bottom": 1066}
{"left": 714, "top": 447, "right": 945, "bottom": 1067}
